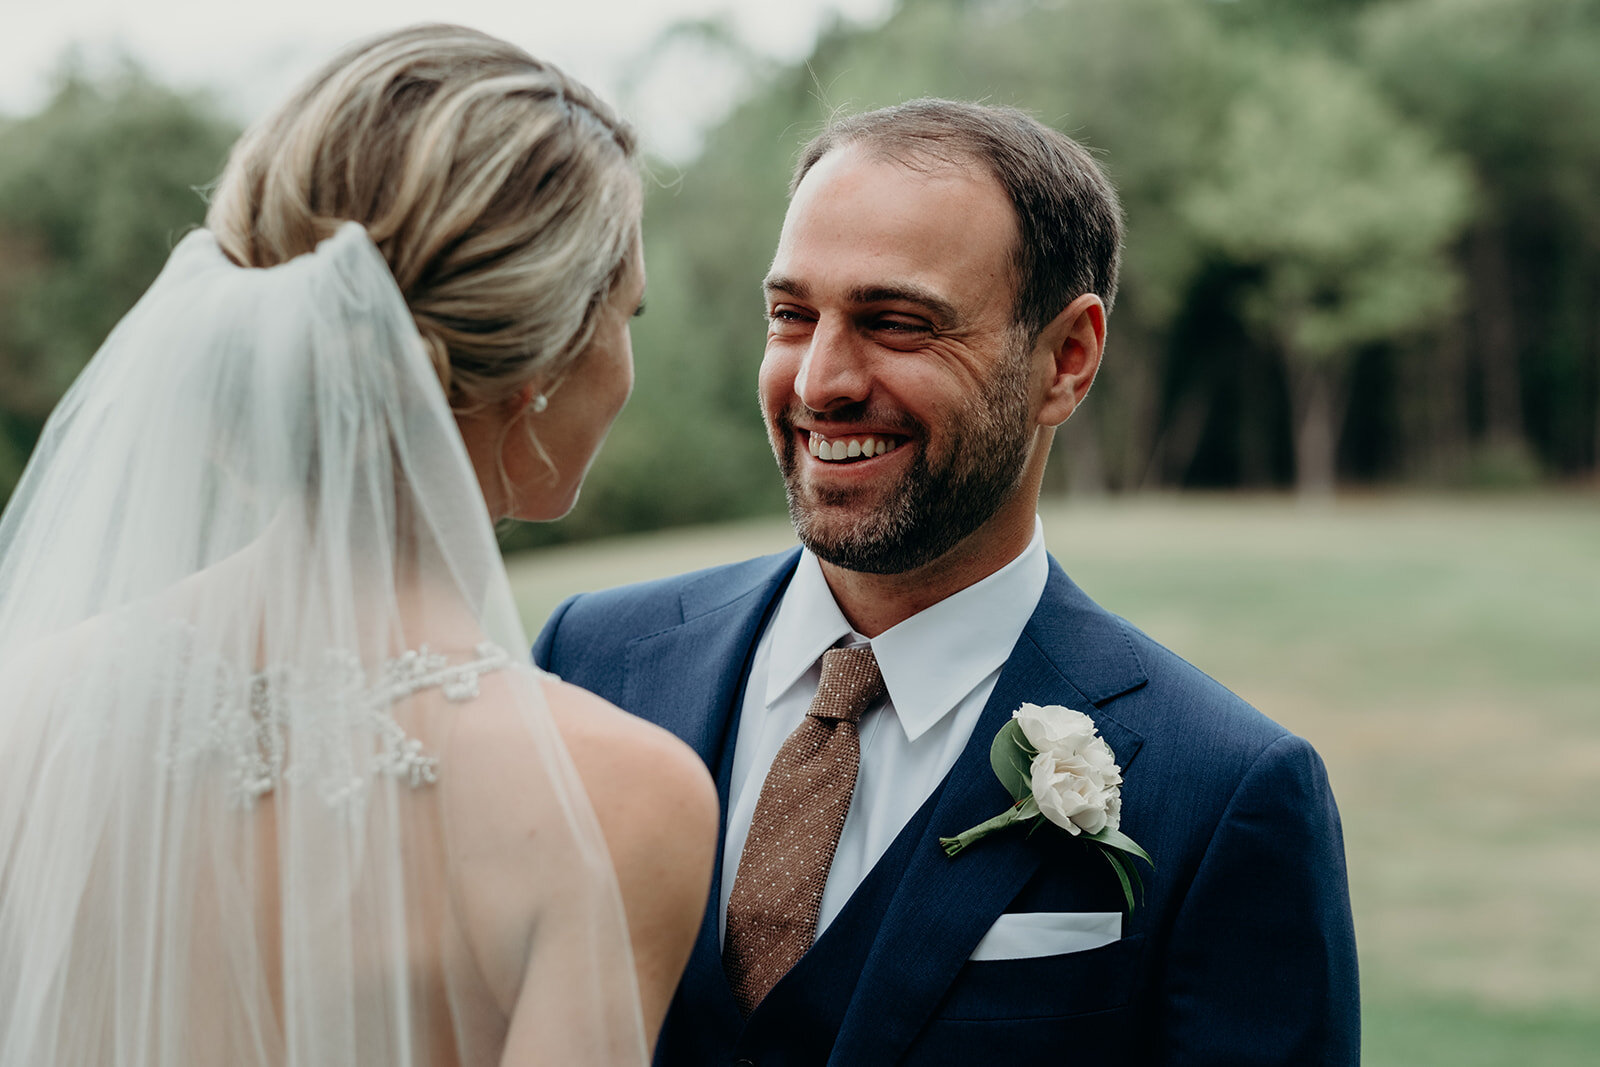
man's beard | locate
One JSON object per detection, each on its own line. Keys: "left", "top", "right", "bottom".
{"left": 770, "top": 355, "right": 1034, "bottom": 576}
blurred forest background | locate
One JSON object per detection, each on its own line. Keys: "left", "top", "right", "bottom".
{"left": 2, "top": 0, "right": 1599, "bottom": 532}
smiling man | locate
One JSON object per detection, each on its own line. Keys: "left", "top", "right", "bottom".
{"left": 536, "top": 99, "right": 1359, "bottom": 1066}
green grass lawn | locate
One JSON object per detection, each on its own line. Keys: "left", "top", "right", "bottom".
{"left": 506, "top": 492, "right": 1600, "bottom": 1065}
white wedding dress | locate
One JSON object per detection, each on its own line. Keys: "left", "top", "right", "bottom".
{"left": 0, "top": 224, "right": 647, "bottom": 1065}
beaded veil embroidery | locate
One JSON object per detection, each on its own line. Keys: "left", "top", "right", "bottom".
{"left": 158, "top": 624, "right": 511, "bottom": 808}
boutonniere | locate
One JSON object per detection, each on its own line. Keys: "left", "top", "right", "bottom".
{"left": 940, "top": 703, "right": 1153, "bottom": 910}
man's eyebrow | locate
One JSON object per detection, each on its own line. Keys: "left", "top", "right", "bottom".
{"left": 763, "top": 277, "right": 959, "bottom": 325}
{"left": 763, "top": 275, "right": 807, "bottom": 299}
{"left": 847, "top": 284, "right": 959, "bottom": 325}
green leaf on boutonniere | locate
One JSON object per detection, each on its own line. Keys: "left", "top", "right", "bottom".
{"left": 1100, "top": 848, "right": 1137, "bottom": 911}
{"left": 988, "top": 718, "right": 1035, "bottom": 803}
{"left": 1087, "top": 827, "right": 1155, "bottom": 868}
{"left": 1088, "top": 827, "right": 1153, "bottom": 911}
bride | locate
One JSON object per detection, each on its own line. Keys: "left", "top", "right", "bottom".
{"left": 0, "top": 24, "right": 716, "bottom": 1066}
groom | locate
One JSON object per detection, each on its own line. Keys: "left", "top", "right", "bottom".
{"left": 536, "top": 99, "right": 1359, "bottom": 1065}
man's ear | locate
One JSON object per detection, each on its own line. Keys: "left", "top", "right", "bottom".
{"left": 1034, "top": 294, "right": 1106, "bottom": 428}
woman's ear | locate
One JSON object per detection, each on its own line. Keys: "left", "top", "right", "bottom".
{"left": 510, "top": 382, "right": 538, "bottom": 414}
{"left": 1034, "top": 294, "right": 1106, "bottom": 428}
{"left": 507, "top": 381, "right": 550, "bottom": 418}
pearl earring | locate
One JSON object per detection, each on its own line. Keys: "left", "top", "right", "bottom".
{"left": 530, "top": 393, "right": 549, "bottom": 413}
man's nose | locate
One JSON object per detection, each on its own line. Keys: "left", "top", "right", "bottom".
{"left": 794, "top": 318, "right": 870, "bottom": 412}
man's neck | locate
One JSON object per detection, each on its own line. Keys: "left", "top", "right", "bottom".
{"left": 817, "top": 499, "right": 1039, "bottom": 638}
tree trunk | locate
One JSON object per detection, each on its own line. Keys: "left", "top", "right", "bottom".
{"left": 1095, "top": 322, "right": 1161, "bottom": 493}
{"left": 1140, "top": 382, "right": 1211, "bottom": 490}
{"left": 1236, "top": 347, "right": 1277, "bottom": 488}
{"left": 1286, "top": 356, "right": 1349, "bottom": 505}
{"left": 1403, "top": 311, "right": 1470, "bottom": 482}
{"left": 1468, "top": 225, "right": 1527, "bottom": 451}
{"left": 1592, "top": 258, "right": 1600, "bottom": 485}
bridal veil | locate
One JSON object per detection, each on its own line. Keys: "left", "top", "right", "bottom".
{"left": 0, "top": 218, "right": 648, "bottom": 1063}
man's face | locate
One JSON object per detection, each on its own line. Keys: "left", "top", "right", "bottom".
{"left": 759, "top": 146, "right": 1044, "bottom": 575}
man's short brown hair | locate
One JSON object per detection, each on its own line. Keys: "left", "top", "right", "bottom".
{"left": 793, "top": 98, "right": 1123, "bottom": 341}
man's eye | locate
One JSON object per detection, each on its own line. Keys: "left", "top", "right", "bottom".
{"left": 766, "top": 310, "right": 809, "bottom": 340}
{"left": 874, "top": 317, "right": 930, "bottom": 334}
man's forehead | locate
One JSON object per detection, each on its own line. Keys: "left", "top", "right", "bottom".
{"left": 771, "top": 147, "right": 1017, "bottom": 314}
{"left": 784, "top": 144, "right": 1012, "bottom": 239}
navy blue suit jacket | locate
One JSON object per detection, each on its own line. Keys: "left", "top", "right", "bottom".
{"left": 534, "top": 549, "right": 1359, "bottom": 1066}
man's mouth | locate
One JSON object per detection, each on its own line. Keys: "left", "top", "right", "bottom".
{"left": 807, "top": 431, "right": 905, "bottom": 463}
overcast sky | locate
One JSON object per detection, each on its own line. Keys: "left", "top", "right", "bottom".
{"left": 1, "top": 0, "right": 896, "bottom": 158}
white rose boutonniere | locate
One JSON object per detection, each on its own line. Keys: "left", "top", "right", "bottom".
{"left": 939, "top": 703, "right": 1153, "bottom": 910}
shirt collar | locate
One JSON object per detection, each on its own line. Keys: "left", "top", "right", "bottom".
{"left": 763, "top": 552, "right": 854, "bottom": 708}
{"left": 764, "top": 517, "right": 1050, "bottom": 742}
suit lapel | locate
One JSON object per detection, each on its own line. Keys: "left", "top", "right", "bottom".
{"left": 620, "top": 550, "right": 800, "bottom": 768}
{"left": 626, "top": 550, "right": 800, "bottom": 1041}
{"left": 832, "top": 560, "right": 1147, "bottom": 1064}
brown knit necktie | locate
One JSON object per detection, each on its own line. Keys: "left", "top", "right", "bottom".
{"left": 723, "top": 645, "right": 885, "bottom": 1015}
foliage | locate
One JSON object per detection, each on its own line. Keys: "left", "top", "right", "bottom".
{"left": 0, "top": 59, "right": 237, "bottom": 499}
{"left": 1184, "top": 52, "right": 1469, "bottom": 364}
{"left": 6, "top": 1, "right": 1600, "bottom": 526}
{"left": 1362, "top": 0, "right": 1600, "bottom": 233}
{"left": 1358, "top": 0, "right": 1600, "bottom": 475}
{"left": 1180, "top": 48, "right": 1472, "bottom": 496}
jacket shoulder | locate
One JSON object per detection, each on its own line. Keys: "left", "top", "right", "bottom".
{"left": 1035, "top": 557, "right": 1301, "bottom": 775}
{"left": 1115, "top": 620, "right": 1288, "bottom": 749}
{"left": 532, "top": 549, "right": 799, "bottom": 674}
{"left": 1033, "top": 558, "right": 1284, "bottom": 750}
{"left": 1090, "top": 612, "right": 1332, "bottom": 847}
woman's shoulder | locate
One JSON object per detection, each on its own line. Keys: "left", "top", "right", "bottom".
{"left": 437, "top": 664, "right": 715, "bottom": 828}
{"left": 537, "top": 675, "right": 718, "bottom": 1035}
{"left": 537, "top": 675, "right": 719, "bottom": 881}
{"left": 431, "top": 661, "right": 716, "bottom": 902}
{"left": 435, "top": 666, "right": 717, "bottom": 1019}
{"left": 539, "top": 676, "right": 716, "bottom": 809}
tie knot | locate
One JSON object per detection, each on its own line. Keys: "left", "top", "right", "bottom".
{"left": 810, "top": 646, "right": 885, "bottom": 724}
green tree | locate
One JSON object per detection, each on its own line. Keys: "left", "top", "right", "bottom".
{"left": 1359, "top": 0, "right": 1600, "bottom": 480}
{"left": 1181, "top": 50, "right": 1472, "bottom": 500}
{"left": 0, "top": 58, "right": 237, "bottom": 502}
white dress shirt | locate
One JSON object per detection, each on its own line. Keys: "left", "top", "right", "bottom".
{"left": 719, "top": 517, "right": 1049, "bottom": 943}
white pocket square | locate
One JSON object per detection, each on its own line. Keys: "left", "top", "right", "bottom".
{"left": 968, "top": 911, "right": 1122, "bottom": 961}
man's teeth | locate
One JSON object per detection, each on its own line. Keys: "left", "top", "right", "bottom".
{"left": 808, "top": 433, "right": 900, "bottom": 461}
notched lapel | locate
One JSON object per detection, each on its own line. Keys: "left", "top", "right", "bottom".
{"left": 620, "top": 550, "right": 798, "bottom": 768}
{"left": 832, "top": 561, "right": 1149, "bottom": 1064}
{"left": 628, "top": 551, "right": 801, "bottom": 1051}
{"left": 1021, "top": 559, "right": 1150, "bottom": 772}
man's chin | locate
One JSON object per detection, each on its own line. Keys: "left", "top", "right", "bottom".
{"left": 784, "top": 468, "right": 893, "bottom": 510}
{"left": 787, "top": 498, "right": 926, "bottom": 575}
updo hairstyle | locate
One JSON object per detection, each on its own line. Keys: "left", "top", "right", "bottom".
{"left": 206, "top": 24, "right": 641, "bottom": 416}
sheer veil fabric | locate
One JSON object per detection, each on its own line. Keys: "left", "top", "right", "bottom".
{"left": 0, "top": 224, "right": 648, "bottom": 1065}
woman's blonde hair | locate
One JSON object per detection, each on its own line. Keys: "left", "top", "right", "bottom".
{"left": 207, "top": 24, "right": 641, "bottom": 414}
